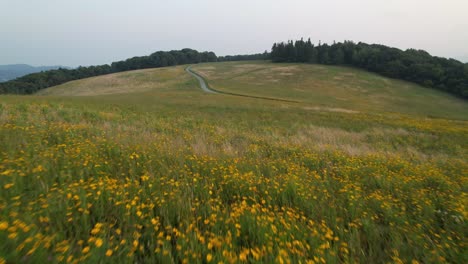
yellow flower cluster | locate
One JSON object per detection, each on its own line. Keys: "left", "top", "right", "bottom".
{"left": 0, "top": 100, "right": 466, "bottom": 263}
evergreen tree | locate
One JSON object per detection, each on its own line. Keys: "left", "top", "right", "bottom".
{"left": 269, "top": 38, "right": 468, "bottom": 98}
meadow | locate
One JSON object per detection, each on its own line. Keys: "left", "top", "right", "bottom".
{"left": 192, "top": 61, "right": 468, "bottom": 120}
{"left": 0, "top": 63, "right": 467, "bottom": 263}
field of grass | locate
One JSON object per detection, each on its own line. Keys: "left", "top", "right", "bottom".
{"left": 1, "top": 63, "right": 467, "bottom": 263}
{"left": 37, "top": 67, "right": 190, "bottom": 96}
{"left": 192, "top": 61, "right": 468, "bottom": 120}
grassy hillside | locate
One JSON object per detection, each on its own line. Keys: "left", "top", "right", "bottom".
{"left": 0, "top": 63, "right": 467, "bottom": 263}
{"left": 37, "top": 67, "right": 190, "bottom": 96}
{"left": 192, "top": 61, "right": 468, "bottom": 120}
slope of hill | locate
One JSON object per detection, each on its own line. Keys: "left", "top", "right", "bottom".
{"left": 0, "top": 49, "right": 217, "bottom": 94}
{"left": 37, "top": 67, "right": 190, "bottom": 96}
{"left": 1, "top": 63, "right": 466, "bottom": 263}
{"left": 270, "top": 40, "right": 468, "bottom": 99}
{"left": 0, "top": 64, "right": 64, "bottom": 82}
{"left": 192, "top": 61, "right": 468, "bottom": 120}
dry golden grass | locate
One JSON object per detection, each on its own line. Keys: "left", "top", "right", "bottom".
{"left": 37, "top": 67, "right": 189, "bottom": 96}
{"left": 192, "top": 61, "right": 468, "bottom": 120}
{"left": 303, "top": 106, "right": 360, "bottom": 114}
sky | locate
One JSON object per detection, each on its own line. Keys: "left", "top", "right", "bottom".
{"left": 1, "top": 0, "right": 468, "bottom": 67}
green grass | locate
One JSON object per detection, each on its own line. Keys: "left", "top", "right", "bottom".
{"left": 37, "top": 67, "right": 190, "bottom": 96}
{"left": 0, "top": 62, "right": 467, "bottom": 263}
{"left": 192, "top": 61, "right": 468, "bottom": 120}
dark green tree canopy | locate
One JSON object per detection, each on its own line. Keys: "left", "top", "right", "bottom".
{"left": 271, "top": 40, "right": 468, "bottom": 99}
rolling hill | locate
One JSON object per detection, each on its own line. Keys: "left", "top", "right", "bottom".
{"left": 1, "top": 62, "right": 467, "bottom": 263}
{"left": 41, "top": 61, "right": 468, "bottom": 120}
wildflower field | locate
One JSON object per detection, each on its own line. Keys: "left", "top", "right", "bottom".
{"left": 1, "top": 63, "right": 467, "bottom": 263}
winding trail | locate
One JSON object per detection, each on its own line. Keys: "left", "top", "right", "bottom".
{"left": 185, "top": 66, "right": 299, "bottom": 103}
{"left": 185, "top": 66, "right": 218, "bottom": 94}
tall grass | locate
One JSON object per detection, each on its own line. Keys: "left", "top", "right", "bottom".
{"left": 0, "top": 63, "right": 467, "bottom": 263}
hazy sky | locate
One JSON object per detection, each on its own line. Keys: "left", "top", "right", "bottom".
{"left": 1, "top": 0, "right": 468, "bottom": 67}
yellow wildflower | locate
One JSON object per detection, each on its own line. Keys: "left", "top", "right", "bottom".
{"left": 0, "top": 170, "right": 14, "bottom": 176}
{"left": 95, "top": 238, "right": 103, "bottom": 248}
{"left": 0, "top": 221, "right": 8, "bottom": 230}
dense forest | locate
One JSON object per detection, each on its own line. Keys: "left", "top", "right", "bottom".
{"left": 218, "top": 52, "right": 269, "bottom": 62}
{"left": 2, "top": 42, "right": 467, "bottom": 98}
{"left": 271, "top": 39, "right": 468, "bottom": 98}
{"left": 0, "top": 49, "right": 217, "bottom": 94}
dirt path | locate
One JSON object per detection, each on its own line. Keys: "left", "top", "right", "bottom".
{"left": 185, "top": 66, "right": 299, "bottom": 103}
{"left": 185, "top": 66, "right": 218, "bottom": 94}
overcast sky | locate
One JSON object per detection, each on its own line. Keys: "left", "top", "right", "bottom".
{"left": 1, "top": 0, "right": 467, "bottom": 67}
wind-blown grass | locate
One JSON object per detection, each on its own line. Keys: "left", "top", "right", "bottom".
{"left": 0, "top": 63, "right": 467, "bottom": 263}
{"left": 193, "top": 61, "right": 468, "bottom": 120}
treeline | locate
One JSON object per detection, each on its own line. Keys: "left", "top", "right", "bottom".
{"left": 271, "top": 39, "right": 468, "bottom": 98}
{"left": 0, "top": 49, "right": 217, "bottom": 94}
{"left": 218, "top": 52, "right": 270, "bottom": 62}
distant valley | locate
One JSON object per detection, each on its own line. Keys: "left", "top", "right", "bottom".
{"left": 0, "top": 64, "right": 67, "bottom": 82}
{"left": 459, "top": 56, "right": 468, "bottom": 63}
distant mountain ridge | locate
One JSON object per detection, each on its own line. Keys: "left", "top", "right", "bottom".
{"left": 0, "top": 64, "right": 66, "bottom": 82}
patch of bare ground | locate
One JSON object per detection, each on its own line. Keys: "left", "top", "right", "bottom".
{"left": 197, "top": 64, "right": 267, "bottom": 81}
{"left": 233, "top": 64, "right": 265, "bottom": 70}
{"left": 271, "top": 66, "right": 300, "bottom": 73}
{"left": 228, "top": 64, "right": 266, "bottom": 76}
{"left": 348, "top": 87, "right": 368, "bottom": 93}
{"left": 192, "top": 66, "right": 216, "bottom": 79}
{"left": 303, "top": 106, "right": 360, "bottom": 114}
{"left": 341, "top": 72, "right": 356, "bottom": 77}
